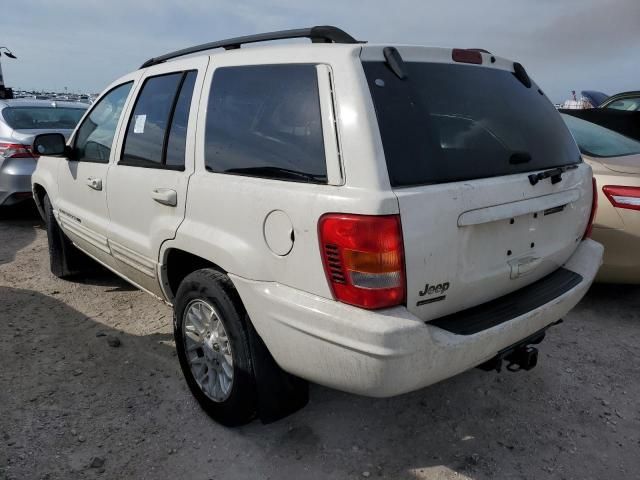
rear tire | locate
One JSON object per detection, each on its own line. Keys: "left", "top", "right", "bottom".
{"left": 43, "top": 194, "right": 87, "bottom": 279}
{"left": 173, "top": 269, "right": 258, "bottom": 426}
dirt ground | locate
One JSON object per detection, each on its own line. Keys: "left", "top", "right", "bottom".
{"left": 0, "top": 203, "right": 638, "bottom": 480}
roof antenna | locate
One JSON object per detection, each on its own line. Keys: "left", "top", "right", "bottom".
{"left": 383, "top": 47, "right": 407, "bottom": 80}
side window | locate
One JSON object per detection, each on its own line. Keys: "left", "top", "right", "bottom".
{"left": 121, "top": 71, "right": 197, "bottom": 170}
{"left": 606, "top": 98, "right": 640, "bottom": 112}
{"left": 74, "top": 82, "right": 133, "bottom": 163}
{"left": 165, "top": 71, "right": 197, "bottom": 168}
{"left": 205, "top": 64, "right": 327, "bottom": 183}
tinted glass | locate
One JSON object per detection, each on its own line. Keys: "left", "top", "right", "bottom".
{"left": 363, "top": 61, "right": 581, "bottom": 187}
{"left": 165, "top": 71, "right": 197, "bottom": 168}
{"left": 2, "top": 107, "right": 86, "bottom": 130}
{"left": 562, "top": 114, "right": 640, "bottom": 158}
{"left": 205, "top": 65, "right": 327, "bottom": 183}
{"left": 75, "top": 82, "right": 133, "bottom": 163}
{"left": 121, "top": 73, "right": 183, "bottom": 168}
{"left": 605, "top": 97, "right": 640, "bottom": 112}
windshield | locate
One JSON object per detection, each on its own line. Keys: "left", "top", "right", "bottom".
{"left": 561, "top": 113, "right": 640, "bottom": 158}
{"left": 2, "top": 106, "right": 86, "bottom": 130}
{"left": 363, "top": 61, "right": 581, "bottom": 187}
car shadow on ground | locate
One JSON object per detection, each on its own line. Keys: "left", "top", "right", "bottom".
{"left": 0, "top": 202, "right": 41, "bottom": 266}
{"left": 0, "top": 201, "right": 136, "bottom": 291}
{"left": 3, "top": 283, "right": 637, "bottom": 480}
{"left": 0, "top": 285, "right": 501, "bottom": 479}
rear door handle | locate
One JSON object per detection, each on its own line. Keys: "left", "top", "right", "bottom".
{"left": 151, "top": 188, "right": 177, "bottom": 207}
{"left": 87, "top": 177, "right": 102, "bottom": 191}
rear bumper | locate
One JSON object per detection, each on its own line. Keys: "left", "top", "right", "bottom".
{"left": 0, "top": 157, "right": 36, "bottom": 206}
{"left": 231, "top": 239, "right": 603, "bottom": 397}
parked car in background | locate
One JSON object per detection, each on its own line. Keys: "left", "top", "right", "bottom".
{"left": 562, "top": 113, "right": 640, "bottom": 283}
{"left": 32, "top": 26, "right": 602, "bottom": 426}
{"left": 599, "top": 91, "right": 640, "bottom": 112}
{"left": 0, "top": 99, "right": 87, "bottom": 206}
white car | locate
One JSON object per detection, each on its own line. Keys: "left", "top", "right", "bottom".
{"left": 31, "top": 26, "right": 603, "bottom": 426}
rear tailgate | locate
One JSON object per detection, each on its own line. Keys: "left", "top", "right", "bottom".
{"left": 361, "top": 46, "right": 592, "bottom": 322}
{"left": 396, "top": 167, "right": 591, "bottom": 321}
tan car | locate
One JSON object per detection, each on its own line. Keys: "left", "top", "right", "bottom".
{"left": 563, "top": 113, "right": 640, "bottom": 283}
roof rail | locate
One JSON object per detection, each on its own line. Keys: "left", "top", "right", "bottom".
{"left": 140, "top": 26, "right": 360, "bottom": 68}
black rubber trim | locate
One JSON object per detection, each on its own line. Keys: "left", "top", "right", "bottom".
{"left": 140, "top": 26, "right": 360, "bottom": 68}
{"left": 429, "top": 268, "right": 582, "bottom": 335}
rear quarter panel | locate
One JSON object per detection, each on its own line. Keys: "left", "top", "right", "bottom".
{"left": 162, "top": 45, "right": 400, "bottom": 300}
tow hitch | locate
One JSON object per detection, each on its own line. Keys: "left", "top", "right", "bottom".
{"left": 477, "top": 320, "right": 562, "bottom": 373}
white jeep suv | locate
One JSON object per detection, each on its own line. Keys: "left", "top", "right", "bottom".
{"left": 31, "top": 26, "right": 603, "bottom": 426}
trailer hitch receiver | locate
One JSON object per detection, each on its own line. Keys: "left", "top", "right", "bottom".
{"left": 504, "top": 345, "right": 538, "bottom": 372}
{"left": 477, "top": 320, "right": 562, "bottom": 373}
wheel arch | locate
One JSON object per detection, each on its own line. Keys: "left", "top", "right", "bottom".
{"left": 161, "top": 248, "right": 228, "bottom": 302}
{"left": 32, "top": 183, "right": 47, "bottom": 221}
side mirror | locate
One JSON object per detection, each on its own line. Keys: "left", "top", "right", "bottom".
{"left": 33, "top": 133, "right": 68, "bottom": 157}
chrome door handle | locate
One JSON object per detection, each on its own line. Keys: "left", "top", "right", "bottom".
{"left": 87, "top": 177, "right": 102, "bottom": 191}
{"left": 151, "top": 188, "right": 177, "bottom": 207}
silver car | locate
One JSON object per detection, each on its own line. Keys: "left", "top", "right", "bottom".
{"left": 0, "top": 99, "right": 87, "bottom": 206}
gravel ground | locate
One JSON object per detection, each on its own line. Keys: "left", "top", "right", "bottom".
{"left": 1, "top": 203, "right": 638, "bottom": 480}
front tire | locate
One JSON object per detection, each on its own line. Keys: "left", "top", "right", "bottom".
{"left": 43, "top": 194, "right": 86, "bottom": 279}
{"left": 173, "top": 269, "right": 258, "bottom": 426}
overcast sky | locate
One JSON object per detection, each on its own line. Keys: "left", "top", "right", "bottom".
{"left": 1, "top": 0, "right": 637, "bottom": 102}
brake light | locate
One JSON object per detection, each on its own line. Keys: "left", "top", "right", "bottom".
{"left": 318, "top": 214, "right": 406, "bottom": 309}
{"left": 0, "top": 142, "right": 34, "bottom": 159}
{"left": 583, "top": 177, "right": 598, "bottom": 239}
{"left": 602, "top": 185, "right": 640, "bottom": 212}
{"left": 452, "top": 49, "right": 483, "bottom": 65}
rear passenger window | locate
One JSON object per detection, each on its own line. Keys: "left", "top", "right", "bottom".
{"left": 121, "top": 71, "right": 196, "bottom": 170}
{"left": 166, "top": 71, "right": 197, "bottom": 168}
{"left": 205, "top": 65, "right": 327, "bottom": 183}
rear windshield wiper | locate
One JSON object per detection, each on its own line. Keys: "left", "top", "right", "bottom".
{"left": 528, "top": 164, "right": 578, "bottom": 186}
{"left": 207, "top": 165, "right": 325, "bottom": 183}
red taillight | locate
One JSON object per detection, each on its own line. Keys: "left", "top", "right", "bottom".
{"left": 602, "top": 185, "right": 640, "bottom": 212}
{"left": 583, "top": 177, "right": 598, "bottom": 239}
{"left": 0, "top": 142, "right": 34, "bottom": 159}
{"left": 452, "top": 48, "right": 483, "bottom": 65}
{"left": 318, "top": 214, "right": 406, "bottom": 310}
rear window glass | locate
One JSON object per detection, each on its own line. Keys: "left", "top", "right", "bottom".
{"left": 205, "top": 64, "right": 327, "bottom": 184}
{"left": 120, "top": 72, "right": 188, "bottom": 169}
{"left": 363, "top": 61, "right": 581, "bottom": 187}
{"left": 562, "top": 113, "right": 640, "bottom": 158}
{"left": 2, "top": 106, "right": 86, "bottom": 130}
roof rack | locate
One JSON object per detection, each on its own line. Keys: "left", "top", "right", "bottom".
{"left": 140, "top": 26, "right": 360, "bottom": 68}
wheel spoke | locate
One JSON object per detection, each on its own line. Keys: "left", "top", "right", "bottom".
{"left": 218, "top": 370, "right": 229, "bottom": 394}
{"left": 198, "top": 303, "right": 213, "bottom": 330}
{"left": 187, "top": 310, "right": 205, "bottom": 335}
{"left": 221, "top": 357, "right": 233, "bottom": 377}
{"left": 195, "top": 364, "right": 208, "bottom": 385}
{"left": 207, "top": 370, "right": 218, "bottom": 398}
{"left": 190, "top": 355, "right": 205, "bottom": 366}
{"left": 212, "top": 375, "right": 222, "bottom": 399}
{"left": 185, "top": 331, "right": 202, "bottom": 345}
{"left": 215, "top": 319, "right": 226, "bottom": 339}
